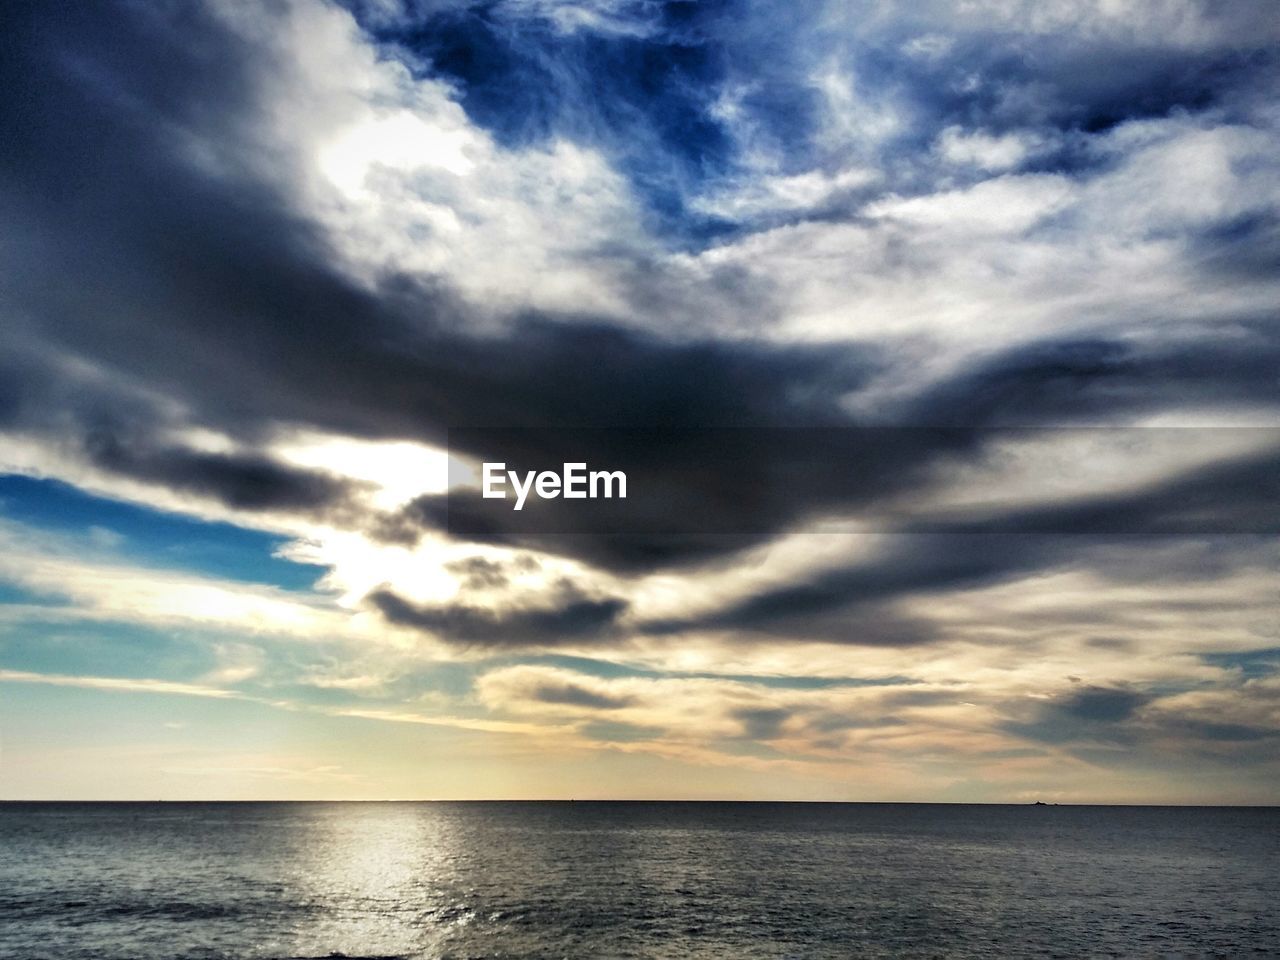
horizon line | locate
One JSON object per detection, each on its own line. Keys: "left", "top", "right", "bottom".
{"left": 2, "top": 798, "right": 1277, "bottom": 807}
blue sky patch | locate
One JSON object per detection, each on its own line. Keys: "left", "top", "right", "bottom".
{"left": 0, "top": 475, "right": 325, "bottom": 592}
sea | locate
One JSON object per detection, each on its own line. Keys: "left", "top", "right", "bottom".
{"left": 0, "top": 802, "right": 1276, "bottom": 959}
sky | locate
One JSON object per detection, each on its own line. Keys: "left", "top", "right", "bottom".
{"left": 1, "top": 0, "right": 1278, "bottom": 802}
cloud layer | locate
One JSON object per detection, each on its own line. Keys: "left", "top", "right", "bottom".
{"left": 0, "top": 0, "right": 1277, "bottom": 800}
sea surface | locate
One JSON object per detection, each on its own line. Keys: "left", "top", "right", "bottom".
{"left": 0, "top": 802, "right": 1276, "bottom": 959}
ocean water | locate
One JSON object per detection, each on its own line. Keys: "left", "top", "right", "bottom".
{"left": 0, "top": 802, "right": 1276, "bottom": 959}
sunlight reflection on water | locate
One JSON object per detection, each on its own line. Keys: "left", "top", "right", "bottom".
{"left": 1, "top": 802, "right": 1277, "bottom": 959}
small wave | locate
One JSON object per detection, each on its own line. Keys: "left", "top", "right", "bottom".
{"left": 0, "top": 896, "right": 244, "bottom": 923}
{"left": 101, "top": 900, "right": 243, "bottom": 921}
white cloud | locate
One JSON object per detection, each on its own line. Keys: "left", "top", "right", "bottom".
{"left": 202, "top": 0, "right": 655, "bottom": 322}
{"left": 0, "top": 669, "right": 242, "bottom": 699}
{"left": 936, "top": 126, "right": 1039, "bottom": 171}
{"left": 694, "top": 167, "right": 879, "bottom": 220}
{"left": 866, "top": 173, "right": 1074, "bottom": 233}
{"left": 496, "top": 0, "right": 663, "bottom": 37}
{"left": 0, "top": 519, "right": 368, "bottom": 643}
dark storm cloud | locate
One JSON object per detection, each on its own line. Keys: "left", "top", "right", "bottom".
{"left": 1197, "top": 213, "right": 1280, "bottom": 282}
{"left": 919, "top": 444, "right": 1280, "bottom": 536}
{"left": 528, "top": 678, "right": 635, "bottom": 710}
{"left": 732, "top": 706, "right": 789, "bottom": 740}
{"left": 386, "top": 425, "right": 994, "bottom": 572}
{"left": 0, "top": 0, "right": 878, "bottom": 536}
{"left": 635, "top": 444, "right": 1280, "bottom": 641}
{"left": 1004, "top": 685, "right": 1151, "bottom": 746}
{"left": 398, "top": 425, "right": 1280, "bottom": 576}
{"left": 1060, "top": 686, "right": 1150, "bottom": 723}
{"left": 904, "top": 332, "right": 1280, "bottom": 426}
{"left": 652, "top": 533, "right": 1055, "bottom": 640}
{"left": 82, "top": 431, "right": 360, "bottom": 513}
{"left": 443, "top": 555, "right": 540, "bottom": 590}
{"left": 389, "top": 490, "right": 780, "bottom": 571}
{"left": 9, "top": 0, "right": 1089, "bottom": 580}
{"left": 368, "top": 582, "right": 628, "bottom": 647}
{"left": 0, "top": 344, "right": 363, "bottom": 516}
{"left": 1004, "top": 681, "right": 1280, "bottom": 753}
{"left": 2, "top": 0, "right": 1279, "bottom": 649}
{"left": 1165, "top": 719, "right": 1276, "bottom": 743}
